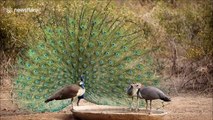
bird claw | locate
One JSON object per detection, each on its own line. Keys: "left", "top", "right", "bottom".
{"left": 128, "top": 108, "right": 140, "bottom": 112}
{"left": 70, "top": 106, "right": 74, "bottom": 112}
{"left": 135, "top": 108, "right": 140, "bottom": 112}
{"left": 145, "top": 109, "right": 151, "bottom": 114}
{"left": 128, "top": 105, "right": 134, "bottom": 111}
{"left": 128, "top": 108, "right": 133, "bottom": 111}
{"left": 129, "top": 108, "right": 139, "bottom": 112}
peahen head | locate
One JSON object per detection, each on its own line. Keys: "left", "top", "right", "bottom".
{"left": 129, "top": 83, "right": 142, "bottom": 90}
{"left": 80, "top": 75, "right": 84, "bottom": 82}
{"left": 127, "top": 83, "right": 142, "bottom": 97}
{"left": 134, "top": 83, "right": 142, "bottom": 89}
{"left": 79, "top": 75, "right": 85, "bottom": 89}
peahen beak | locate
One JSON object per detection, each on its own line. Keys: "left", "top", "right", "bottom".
{"left": 80, "top": 75, "right": 84, "bottom": 81}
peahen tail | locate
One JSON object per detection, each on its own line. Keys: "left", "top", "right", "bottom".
{"left": 14, "top": 1, "right": 158, "bottom": 112}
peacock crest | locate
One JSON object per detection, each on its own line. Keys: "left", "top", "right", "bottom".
{"left": 14, "top": 1, "right": 159, "bottom": 112}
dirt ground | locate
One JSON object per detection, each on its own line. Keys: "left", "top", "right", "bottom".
{"left": 0, "top": 77, "right": 212, "bottom": 120}
{"left": 0, "top": 95, "right": 212, "bottom": 120}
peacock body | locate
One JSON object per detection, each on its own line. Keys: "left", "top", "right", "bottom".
{"left": 14, "top": 1, "right": 159, "bottom": 112}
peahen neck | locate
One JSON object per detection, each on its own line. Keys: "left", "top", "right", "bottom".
{"left": 80, "top": 83, "right": 85, "bottom": 89}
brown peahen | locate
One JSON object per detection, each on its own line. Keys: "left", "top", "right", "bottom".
{"left": 44, "top": 75, "right": 85, "bottom": 110}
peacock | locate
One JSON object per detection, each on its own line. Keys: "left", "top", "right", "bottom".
{"left": 13, "top": 1, "right": 159, "bottom": 112}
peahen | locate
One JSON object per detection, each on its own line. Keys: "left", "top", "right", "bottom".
{"left": 44, "top": 75, "right": 85, "bottom": 110}
{"left": 127, "top": 83, "right": 142, "bottom": 110}
{"left": 14, "top": 1, "right": 159, "bottom": 112}
{"left": 137, "top": 85, "right": 171, "bottom": 112}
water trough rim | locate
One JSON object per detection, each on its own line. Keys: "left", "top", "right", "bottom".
{"left": 72, "top": 105, "right": 168, "bottom": 116}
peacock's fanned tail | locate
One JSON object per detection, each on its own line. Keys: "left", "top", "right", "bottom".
{"left": 14, "top": 1, "right": 159, "bottom": 112}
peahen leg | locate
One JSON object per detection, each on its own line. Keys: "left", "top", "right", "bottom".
{"left": 136, "top": 96, "right": 140, "bottom": 111}
{"left": 145, "top": 99, "right": 148, "bottom": 111}
{"left": 149, "top": 100, "right": 152, "bottom": 114}
{"left": 71, "top": 98, "right": 74, "bottom": 110}
{"left": 130, "top": 97, "right": 134, "bottom": 111}
{"left": 77, "top": 99, "right": 80, "bottom": 106}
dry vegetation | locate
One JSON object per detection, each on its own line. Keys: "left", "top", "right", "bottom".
{"left": 115, "top": 0, "right": 213, "bottom": 94}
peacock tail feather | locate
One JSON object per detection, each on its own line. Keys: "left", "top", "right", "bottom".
{"left": 14, "top": 1, "right": 159, "bottom": 112}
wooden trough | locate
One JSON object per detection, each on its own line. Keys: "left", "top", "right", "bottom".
{"left": 72, "top": 105, "right": 167, "bottom": 120}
